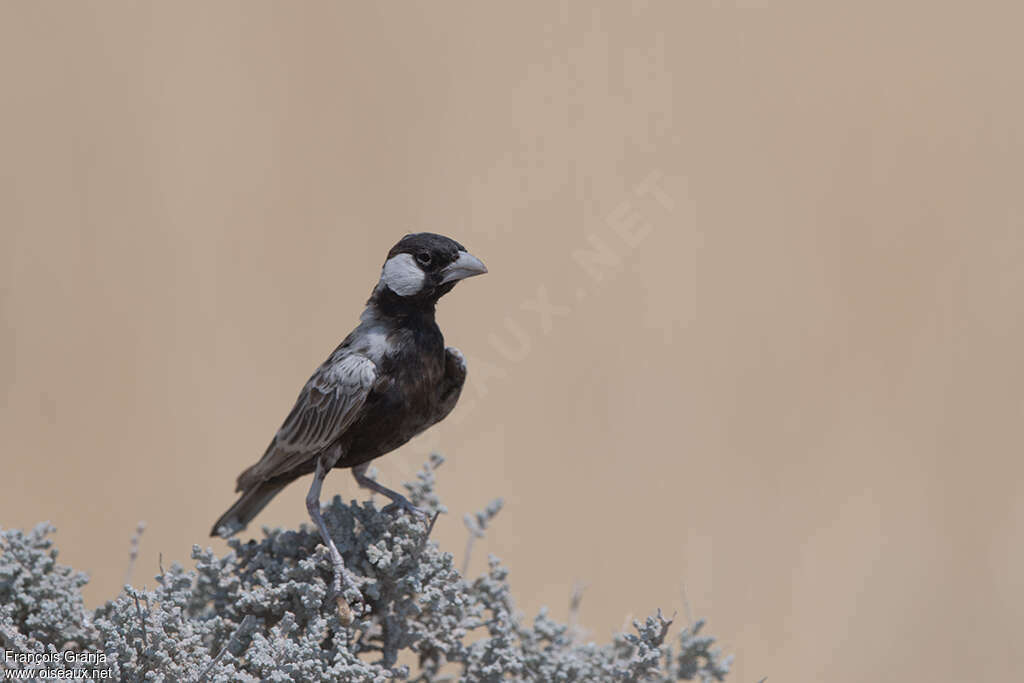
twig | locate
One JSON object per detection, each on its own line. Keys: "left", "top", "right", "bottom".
{"left": 568, "top": 581, "right": 586, "bottom": 631}
{"left": 197, "top": 614, "right": 256, "bottom": 682}
{"left": 408, "top": 511, "right": 442, "bottom": 593}
{"left": 680, "top": 581, "right": 694, "bottom": 626}
{"left": 462, "top": 528, "right": 476, "bottom": 576}
{"left": 124, "top": 521, "right": 146, "bottom": 586}
{"left": 133, "top": 591, "right": 148, "bottom": 647}
{"left": 654, "top": 608, "right": 674, "bottom": 644}
{"left": 416, "top": 512, "right": 441, "bottom": 556}
{"left": 425, "top": 510, "right": 440, "bottom": 538}
{"left": 460, "top": 498, "right": 503, "bottom": 576}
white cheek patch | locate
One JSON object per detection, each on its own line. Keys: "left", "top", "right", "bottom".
{"left": 381, "top": 253, "right": 426, "bottom": 296}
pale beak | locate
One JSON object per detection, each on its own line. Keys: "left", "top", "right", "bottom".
{"left": 440, "top": 250, "right": 488, "bottom": 283}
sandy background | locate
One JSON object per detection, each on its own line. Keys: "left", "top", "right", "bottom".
{"left": 2, "top": 2, "right": 1023, "bottom": 681}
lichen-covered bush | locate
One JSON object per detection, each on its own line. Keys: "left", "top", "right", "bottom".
{"left": 0, "top": 455, "right": 731, "bottom": 681}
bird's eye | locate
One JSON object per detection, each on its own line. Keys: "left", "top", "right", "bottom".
{"left": 416, "top": 252, "right": 432, "bottom": 266}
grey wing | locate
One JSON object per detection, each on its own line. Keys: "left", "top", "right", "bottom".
{"left": 236, "top": 354, "right": 377, "bottom": 491}
{"left": 432, "top": 346, "right": 467, "bottom": 426}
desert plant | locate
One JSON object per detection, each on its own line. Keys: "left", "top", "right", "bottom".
{"left": 0, "top": 455, "right": 731, "bottom": 682}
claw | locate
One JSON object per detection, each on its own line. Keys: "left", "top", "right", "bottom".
{"left": 331, "top": 563, "right": 366, "bottom": 625}
{"left": 382, "top": 498, "right": 430, "bottom": 519}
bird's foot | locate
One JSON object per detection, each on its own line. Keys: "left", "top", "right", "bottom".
{"left": 381, "top": 495, "right": 430, "bottom": 520}
{"left": 330, "top": 561, "right": 363, "bottom": 625}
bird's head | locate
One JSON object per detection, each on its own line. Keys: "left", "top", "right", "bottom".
{"left": 377, "top": 233, "right": 487, "bottom": 305}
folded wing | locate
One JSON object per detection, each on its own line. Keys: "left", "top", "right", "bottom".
{"left": 236, "top": 354, "right": 378, "bottom": 491}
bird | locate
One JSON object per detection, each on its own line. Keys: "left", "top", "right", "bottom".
{"left": 211, "top": 232, "right": 487, "bottom": 615}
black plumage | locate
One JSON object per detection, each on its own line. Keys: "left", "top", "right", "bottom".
{"left": 210, "top": 233, "right": 486, "bottom": 615}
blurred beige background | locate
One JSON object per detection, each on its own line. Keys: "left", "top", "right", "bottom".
{"left": 2, "top": 2, "right": 1022, "bottom": 681}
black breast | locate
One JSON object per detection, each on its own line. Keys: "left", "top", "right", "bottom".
{"left": 336, "top": 320, "right": 446, "bottom": 468}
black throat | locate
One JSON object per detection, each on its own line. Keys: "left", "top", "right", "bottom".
{"left": 366, "top": 283, "right": 443, "bottom": 327}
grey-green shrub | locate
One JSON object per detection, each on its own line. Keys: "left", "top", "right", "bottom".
{"left": 0, "top": 456, "right": 731, "bottom": 682}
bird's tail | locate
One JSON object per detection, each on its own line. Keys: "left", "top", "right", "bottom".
{"left": 210, "top": 479, "right": 288, "bottom": 538}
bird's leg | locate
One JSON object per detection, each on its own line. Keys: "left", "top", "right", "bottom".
{"left": 307, "top": 455, "right": 357, "bottom": 622}
{"left": 351, "top": 463, "right": 429, "bottom": 519}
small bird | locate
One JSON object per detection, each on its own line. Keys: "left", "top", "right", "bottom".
{"left": 211, "top": 233, "right": 486, "bottom": 613}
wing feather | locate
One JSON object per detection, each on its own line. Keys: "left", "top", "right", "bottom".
{"left": 236, "top": 354, "right": 377, "bottom": 490}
